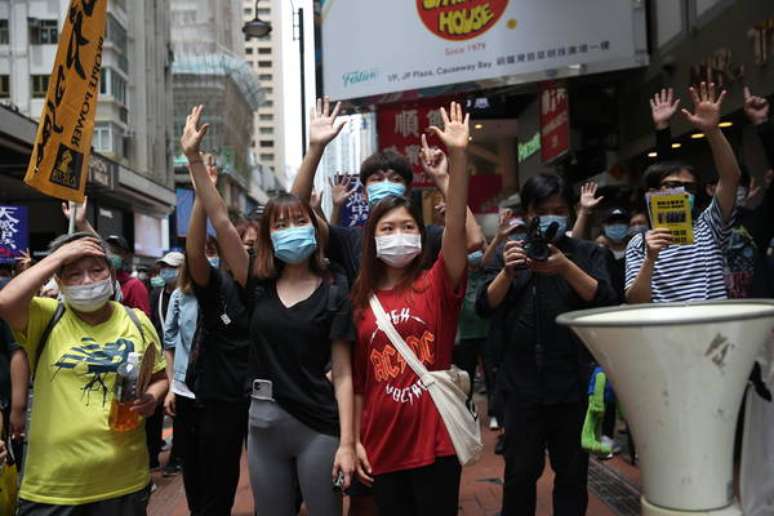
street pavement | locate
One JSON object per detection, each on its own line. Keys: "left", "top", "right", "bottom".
{"left": 149, "top": 397, "right": 640, "bottom": 515}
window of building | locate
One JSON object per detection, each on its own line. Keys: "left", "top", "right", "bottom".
{"left": 0, "top": 75, "right": 9, "bottom": 98}
{"left": 106, "top": 15, "right": 129, "bottom": 72}
{"left": 244, "top": 7, "right": 253, "bottom": 16}
{"left": 0, "top": 20, "right": 9, "bottom": 45}
{"left": 111, "top": 73, "right": 127, "bottom": 105}
{"left": 259, "top": 114, "right": 273, "bottom": 121}
{"left": 263, "top": 100, "right": 274, "bottom": 107}
{"left": 259, "top": 74, "right": 272, "bottom": 81}
{"left": 245, "top": 47, "right": 253, "bottom": 54}
{"left": 93, "top": 122, "right": 112, "bottom": 152}
{"left": 258, "top": 61, "right": 272, "bottom": 68}
{"left": 258, "top": 47, "right": 271, "bottom": 55}
{"left": 30, "top": 19, "right": 58, "bottom": 45}
{"left": 31, "top": 75, "right": 49, "bottom": 98}
{"left": 264, "top": 87, "right": 273, "bottom": 95}
{"left": 100, "top": 68, "right": 108, "bottom": 95}
{"left": 260, "top": 140, "right": 274, "bottom": 148}
{"left": 260, "top": 127, "right": 273, "bottom": 135}
{"left": 258, "top": 8, "right": 270, "bottom": 16}
{"left": 260, "top": 153, "right": 274, "bottom": 161}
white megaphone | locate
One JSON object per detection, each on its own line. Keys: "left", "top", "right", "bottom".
{"left": 557, "top": 300, "right": 774, "bottom": 516}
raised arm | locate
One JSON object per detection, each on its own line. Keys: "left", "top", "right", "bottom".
{"left": 0, "top": 237, "right": 105, "bottom": 331}
{"left": 651, "top": 88, "right": 681, "bottom": 161}
{"left": 291, "top": 97, "right": 346, "bottom": 204}
{"left": 186, "top": 155, "right": 219, "bottom": 287}
{"left": 181, "top": 105, "right": 249, "bottom": 287}
{"left": 429, "top": 102, "right": 469, "bottom": 288}
{"left": 61, "top": 196, "right": 96, "bottom": 234}
{"left": 329, "top": 175, "right": 357, "bottom": 226}
{"left": 681, "top": 82, "right": 740, "bottom": 221}
{"left": 571, "top": 182, "right": 604, "bottom": 240}
{"left": 420, "top": 134, "right": 485, "bottom": 252}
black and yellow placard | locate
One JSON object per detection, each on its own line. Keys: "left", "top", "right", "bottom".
{"left": 24, "top": 0, "right": 108, "bottom": 203}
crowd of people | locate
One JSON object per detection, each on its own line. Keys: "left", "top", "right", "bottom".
{"left": 0, "top": 82, "right": 770, "bottom": 516}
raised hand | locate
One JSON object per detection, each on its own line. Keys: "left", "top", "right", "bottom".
{"left": 681, "top": 82, "right": 727, "bottom": 133}
{"left": 645, "top": 229, "right": 673, "bottom": 261}
{"left": 204, "top": 154, "right": 219, "bottom": 185}
{"left": 428, "top": 101, "right": 470, "bottom": 150}
{"left": 15, "top": 248, "right": 32, "bottom": 273}
{"left": 181, "top": 105, "right": 210, "bottom": 158}
{"left": 744, "top": 87, "right": 770, "bottom": 126}
{"left": 61, "top": 196, "right": 89, "bottom": 226}
{"left": 50, "top": 237, "right": 106, "bottom": 267}
{"left": 328, "top": 175, "right": 358, "bottom": 207}
{"left": 310, "top": 190, "right": 322, "bottom": 211}
{"left": 309, "top": 97, "right": 346, "bottom": 148}
{"left": 579, "top": 182, "right": 604, "bottom": 212}
{"left": 420, "top": 133, "right": 449, "bottom": 179}
{"left": 650, "top": 88, "right": 681, "bottom": 130}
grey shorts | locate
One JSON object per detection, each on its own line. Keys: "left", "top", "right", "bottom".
{"left": 17, "top": 484, "right": 151, "bottom": 516}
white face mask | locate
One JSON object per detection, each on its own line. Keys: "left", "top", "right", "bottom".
{"left": 61, "top": 278, "right": 114, "bottom": 313}
{"left": 375, "top": 233, "right": 422, "bottom": 268}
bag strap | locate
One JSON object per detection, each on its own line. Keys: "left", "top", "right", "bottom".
{"left": 33, "top": 302, "right": 66, "bottom": 379}
{"left": 122, "top": 305, "right": 147, "bottom": 347}
{"left": 368, "top": 295, "right": 434, "bottom": 386}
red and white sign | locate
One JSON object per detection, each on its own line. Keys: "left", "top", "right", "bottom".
{"left": 377, "top": 98, "right": 456, "bottom": 189}
{"left": 539, "top": 82, "right": 570, "bottom": 164}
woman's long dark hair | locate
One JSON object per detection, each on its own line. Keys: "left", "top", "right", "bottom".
{"left": 350, "top": 196, "right": 428, "bottom": 310}
{"left": 253, "top": 193, "right": 328, "bottom": 280}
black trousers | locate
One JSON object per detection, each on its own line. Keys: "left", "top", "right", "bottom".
{"left": 502, "top": 400, "right": 588, "bottom": 516}
{"left": 453, "top": 338, "right": 484, "bottom": 400}
{"left": 373, "top": 456, "right": 461, "bottom": 516}
{"left": 145, "top": 404, "right": 164, "bottom": 468}
{"left": 175, "top": 396, "right": 248, "bottom": 516}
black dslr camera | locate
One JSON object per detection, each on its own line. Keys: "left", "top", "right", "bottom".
{"left": 522, "top": 217, "right": 559, "bottom": 262}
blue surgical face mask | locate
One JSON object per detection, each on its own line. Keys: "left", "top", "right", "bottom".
{"left": 366, "top": 181, "right": 407, "bottom": 207}
{"left": 150, "top": 276, "right": 165, "bottom": 289}
{"left": 603, "top": 223, "right": 629, "bottom": 243}
{"left": 271, "top": 225, "right": 317, "bottom": 264}
{"left": 467, "top": 250, "right": 483, "bottom": 267}
{"left": 208, "top": 257, "right": 220, "bottom": 269}
{"left": 159, "top": 268, "right": 178, "bottom": 285}
{"left": 539, "top": 215, "right": 567, "bottom": 242}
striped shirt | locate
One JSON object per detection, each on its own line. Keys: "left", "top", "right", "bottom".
{"left": 625, "top": 198, "right": 734, "bottom": 303}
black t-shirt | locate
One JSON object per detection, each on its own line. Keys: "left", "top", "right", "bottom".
{"left": 150, "top": 287, "right": 172, "bottom": 341}
{"left": 0, "top": 320, "right": 18, "bottom": 408}
{"left": 327, "top": 223, "right": 445, "bottom": 285}
{"left": 191, "top": 266, "right": 251, "bottom": 402}
{"left": 245, "top": 273, "right": 355, "bottom": 436}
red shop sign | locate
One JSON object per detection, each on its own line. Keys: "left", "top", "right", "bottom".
{"left": 539, "top": 82, "right": 570, "bottom": 164}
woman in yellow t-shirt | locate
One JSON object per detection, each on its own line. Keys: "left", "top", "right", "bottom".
{"left": 0, "top": 232, "right": 167, "bottom": 514}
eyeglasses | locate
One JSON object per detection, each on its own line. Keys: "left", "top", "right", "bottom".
{"left": 660, "top": 180, "right": 698, "bottom": 193}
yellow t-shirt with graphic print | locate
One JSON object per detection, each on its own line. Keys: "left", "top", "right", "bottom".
{"left": 14, "top": 298, "right": 166, "bottom": 505}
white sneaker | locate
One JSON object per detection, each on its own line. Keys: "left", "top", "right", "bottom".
{"left": 489, "top": 417, "right": 500, "bottom": 430}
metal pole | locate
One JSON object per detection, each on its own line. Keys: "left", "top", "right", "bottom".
{"left": 298, "top": 7, "right": 306, "bottom": 156}
{"left": 68, "top": 202, "right": 76, "bottom": 234}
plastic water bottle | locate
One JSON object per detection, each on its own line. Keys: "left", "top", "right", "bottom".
{"left": 109, "top": 352, "right": 142, "bottom": 432}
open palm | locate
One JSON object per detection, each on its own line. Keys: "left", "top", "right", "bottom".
{"left": 181, "top": 105, "right": 209, "bottom": 156}
{"left": 429, "top": 101, "right": 469, "bottom": 150}
{"left": 310, "top": 97, "right": 346, "bottom": 147}
{"left": 681, "top": 82, "right": 726, "bottom": 132}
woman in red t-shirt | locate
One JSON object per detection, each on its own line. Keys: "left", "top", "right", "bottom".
{"left": 350, "top": 102, "right": 471, "bottom": 516}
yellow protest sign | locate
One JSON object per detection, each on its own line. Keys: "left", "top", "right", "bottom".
{"left": 647, "top": 190, "right": 695, "bottom": 245}
{"left": 24, "top": 0, "right": 108, "bottom": 203}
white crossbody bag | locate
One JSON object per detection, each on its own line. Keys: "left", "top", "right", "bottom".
{"left": 369, "top": 295, "right": 483, "bottom": 466}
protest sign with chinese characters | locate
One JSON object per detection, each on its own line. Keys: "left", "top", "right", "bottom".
{"left": 339, "top": 176, "right": 369, "bottom": 228}
{"left": 0, "top": 207, "right": 29, "bottom": 264}
{"left": 24, "top": 0, "right": 108, "bottom": 203}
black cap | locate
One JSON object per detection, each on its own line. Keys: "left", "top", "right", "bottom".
{"left": 106, "top": 235, "right": 131, "bottom": 253}
{"left": 603, "top": 207, "right": 630, "bottom": 223}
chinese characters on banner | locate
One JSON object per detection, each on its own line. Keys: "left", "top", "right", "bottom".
{"left": 24, "top": 0, "right": 108, "bottom": 202}
{"left": 338, "top": 176, "right": 369, "bottom": 228}
{"left": 377, "top": 98, "right": 455, "bottom": 189}
{"left": 0, "top": 207, "right": 29, "bottom": 264}
{"left": 539, "top": 82, "right": 570, "bottom": 164}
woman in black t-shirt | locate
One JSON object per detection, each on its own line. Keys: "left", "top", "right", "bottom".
{"left": 182, "top": 105, "right": 356, "bottom": 516}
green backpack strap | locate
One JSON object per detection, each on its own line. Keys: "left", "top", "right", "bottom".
{"left": 33, "top": 302, "right": 66, "bottom": 380}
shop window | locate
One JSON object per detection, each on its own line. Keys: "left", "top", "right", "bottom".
{"left": 0, "top": 75, "right": 9, "bottom": 98}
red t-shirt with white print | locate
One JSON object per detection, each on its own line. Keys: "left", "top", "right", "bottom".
{"left": 353, "top": 256, "right": 466, "bottom": 476}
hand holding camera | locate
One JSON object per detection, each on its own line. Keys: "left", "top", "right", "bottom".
{"left": 503, "top": 217, "right": 569, "bottom": 276}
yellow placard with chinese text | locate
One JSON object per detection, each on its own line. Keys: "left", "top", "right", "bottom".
{"left": 24, "top": 0, "right": 107, "bottom": 203}
{"left": 648, "top": 191, "right": 694, "bottom": 245}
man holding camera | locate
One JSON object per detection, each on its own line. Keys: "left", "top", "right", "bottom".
{"left": 476, "top": 172, "right": 616, "bottom": 516}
